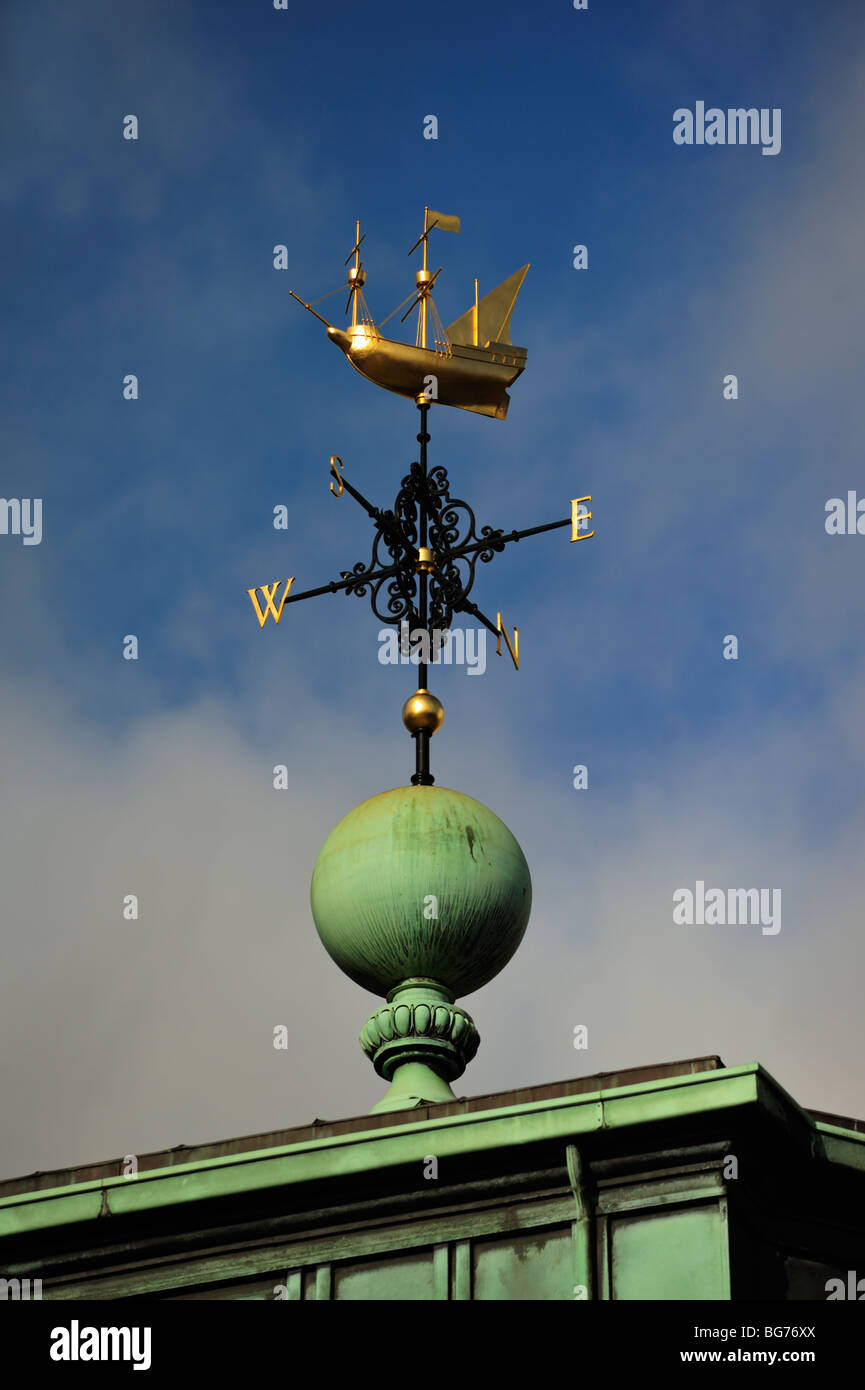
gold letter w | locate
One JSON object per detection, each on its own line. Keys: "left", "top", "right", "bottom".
{"left": 247, "top": 578, "right": 295, "bottom": 627}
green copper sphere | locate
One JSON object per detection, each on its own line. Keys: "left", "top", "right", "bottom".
{"left": 310, "top": 785, "right": 531, "bottom": 998}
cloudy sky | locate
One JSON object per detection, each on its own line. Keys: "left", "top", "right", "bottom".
{"left": 2, "top": 0, "right": 863, "bottom": 1177}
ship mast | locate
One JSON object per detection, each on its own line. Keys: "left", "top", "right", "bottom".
{"left": 345, "top": 220, "right": 366, "bottom": 329}
{"left": 418, "top": 207, "right": 434, "bottom": 349}
{"left": 406, "top": 207, "right": 443, "bottom": 350}
{"left": 421, "top": 211, "right": 428, "bottom": 348}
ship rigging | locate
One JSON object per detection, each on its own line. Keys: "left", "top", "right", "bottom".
{"left": 289, "top": 207, "right": 529, "bottom": 419}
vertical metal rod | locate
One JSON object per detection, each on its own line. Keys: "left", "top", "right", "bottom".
{"left": 411, "top": 400, "right": 433, "bottom": 786}
{"left": 420, "top": 208, "right": 429, "bottom": 349}
{"left": 418, "top": 400, "right": 429, "bottom": 693}
{"left": 413, "top": 730, "right": 428, "bottom": 785}
{"left": 351, "top": 218, "right": 360, "bottom": 328}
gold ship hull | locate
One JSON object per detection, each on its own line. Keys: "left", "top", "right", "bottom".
{"left": 327, "top": 325, "right": 527, "bottom": 420}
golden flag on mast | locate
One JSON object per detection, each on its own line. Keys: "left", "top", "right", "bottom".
{"left": 426, "top": 209, "right": 461, "bottom": 234}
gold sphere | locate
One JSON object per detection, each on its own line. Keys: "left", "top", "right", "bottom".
{"left": 402, "top": 688, "right": 444, "bottom": 735}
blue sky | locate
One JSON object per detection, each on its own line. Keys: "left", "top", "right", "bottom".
{"left": 2, "top": 0, "right": 864, "bottom": 1174}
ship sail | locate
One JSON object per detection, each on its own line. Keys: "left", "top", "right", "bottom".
{"left": 295, "top": 210, "right": 530, "bottom": 419}
{"left": 445, "top": 265, "right": 529, "bottom": 347}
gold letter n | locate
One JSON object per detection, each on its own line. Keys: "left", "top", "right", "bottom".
{"left": 497, "top": 612, "right": 519, "bottom": 670}
{"left": 247, "top": 577, "right": 295, "bottom": 628}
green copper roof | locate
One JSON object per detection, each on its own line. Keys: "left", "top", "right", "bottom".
{"left": 2, "top": 1064, "right": 863, "bottom": 1240}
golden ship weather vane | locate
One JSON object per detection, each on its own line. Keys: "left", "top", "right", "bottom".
{"left": 290, "top": 207, "right": 529, "bottom": 419}
{"left": 249, "top": 206, "right": 595, "bottom": 785}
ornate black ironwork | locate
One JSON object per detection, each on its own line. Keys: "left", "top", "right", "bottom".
{"left": 270, "top": 401, "right": 585, "bottom": 783}
{"left": 287, "top": 413, "right": 567, "bottom": 641}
